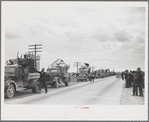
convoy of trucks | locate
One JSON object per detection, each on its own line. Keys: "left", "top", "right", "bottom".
{"left": 76, "top": 63, "right": 115, "bottom": 82}
{"left": 4, "top": 48, "right": 115, "bottom": 99}
{"left": 94, "top": 69, "right": 115, "bottom": 78}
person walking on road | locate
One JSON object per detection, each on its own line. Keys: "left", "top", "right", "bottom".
{"left": 35, "top": 67, "right": 48, "bottom": 93}
{"left": 90, "top": 71, "right": 95, "bottom": 83}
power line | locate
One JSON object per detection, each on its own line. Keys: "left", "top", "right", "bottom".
{"left": 28, "top": 44, "right": 42, "bottom": 69}
{"left": 74, "top": 62, "right": 81, "bottom": 74}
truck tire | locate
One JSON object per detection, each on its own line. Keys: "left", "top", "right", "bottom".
{"left": 51, "top": 83, "right": 55, "bottom": 87}
{"left": 32, "top": 81, "right": 41, "bottom": 93}
{"left": 5, "top": 84, "right": 15, "bottom": 99}
{"left": 64, "top": 78, "right": 69, "bottom": 86}
{"left": 55, "top": 82, "right": 59, "bottom": 88}
{"left": 65, "top": 82, "right": 69, "bottom": 86}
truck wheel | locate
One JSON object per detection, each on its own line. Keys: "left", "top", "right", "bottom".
{"left": 65, "top": 82, "right": 69, "bottom": 86}
{"left": 51, "top": 83, "right": 55, "bottom": 87}
{"left": 5, "top": 84, "right": 15, "bottom": 99}
{"left": 32, "top": 81, "right": 41, "bottom": 93}
{"left": 55, "top": 82, "right": 59, "bottom": 88}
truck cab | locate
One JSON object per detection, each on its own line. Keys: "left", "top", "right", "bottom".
{"left": 46, "top": 65, "right": 70, "bottom": 88}
{"left": 5, "top": 64, "right": 40, "bottom": 98}
{"left": 5, "top": 65, "right": 24, "bottom": 89}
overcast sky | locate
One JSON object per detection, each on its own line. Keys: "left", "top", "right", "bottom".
{"left": 3, "top": 2, "right": 146, "bottom": 72}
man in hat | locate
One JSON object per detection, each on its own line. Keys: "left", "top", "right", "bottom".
{"left": 124, "top": 70, "right": 130, "bottom": 88}
{"left": 122, "top": 71, "right": 125, "bottom": 80}
{"left": 90, "top": 71, "right": 95, "bottom": 83}
{"left": 129, "top": 70, "right": 133, "bottom": 87}
{"left": 35, "top": 67, "right": 48, "bottom": 93}
{"left": 19, "top": 55, "right": 29, "bottom": 68}
{"left": 132, "top": 71, "right": 139, "bottom": 96}
{"left": 136, "top": 67, "right": 144, "bottom": 97}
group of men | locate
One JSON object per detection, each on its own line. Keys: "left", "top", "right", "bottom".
{"left": 122, "top": 67, "right": 144, "bottom": 97}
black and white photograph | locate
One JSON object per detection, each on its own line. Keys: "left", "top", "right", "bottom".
{"left": 1, "top": 1, "right": 148, "bottom": 121}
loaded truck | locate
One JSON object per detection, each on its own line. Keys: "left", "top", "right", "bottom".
{"left": 116, "top": 72, "right": 122, "bottom": 78}
{"left": 94, "top": 69, "right": 111, "bottom": 78}
{"left": 5, "top": 53, "right": 41, "bottom": 98}
{"left": 104, "top": 69, "right": 111, "bottom": 77}
{"left": 77, "top": 63, "right": 91, "bottom": 82}
{"left": 94, "top": 69, "right": 104, "bottom": 78}
{"left": 46, "top": 59, "right": 70, "bottom": 88}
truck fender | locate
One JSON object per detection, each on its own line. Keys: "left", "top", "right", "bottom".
{"left": 28, "top": 79, "right": 39, "bottom": 88}
{"left": 5, "top": 80, "right": 18, "bottom": 91}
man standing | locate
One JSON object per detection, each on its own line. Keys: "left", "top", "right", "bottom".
{"left": 122, "top": 71, "right": 124, "bottom": 80}
{"left": 142, "top": 71, "right": 145, "bottom": 89}
{"left": 132, "top": 71, "right": 139, "bottom": 96}
{"left": 125, "top": 70, "right": 130, "bottom": 88}
{"left": 35, "top": 67, "right": 48, "bottom": 93}
{"left": 129, "top": 70, "right": 133, "bottom": 87}
{"left": 90, "top": 71, "right": 95, "bottom": 83}
{"left": 136, "top": 67, "right": 144, "bottom": 97}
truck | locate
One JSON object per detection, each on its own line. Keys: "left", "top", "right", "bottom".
{"left": 110, "top": 71, "right": 116, "bottom": 76}
{"left": 46, "top": 59, "right": 70, "bottom": 88}
{"left": 104, "top": 69, "right": 111, "bottom": 77}
{"left": 116, "top": 72, "right": 122, "bottom": 78}
{"left": 5, "top": 53, "right": 41, "bottom": 99}
{"left": 94, "top": 69, "right": 104, "bottom": 78}
{"left": 94, "top": 69, "right": 111, "bottom": 78}
{"left": 77, "top": 63, "right": 91, "bottom": 82}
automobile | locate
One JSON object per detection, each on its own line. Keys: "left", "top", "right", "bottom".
{"left": 46, "top": 59, "right": 70, "bottom": 88}
{"left": 116, "top": 72, "right": 122, "bottom": 78}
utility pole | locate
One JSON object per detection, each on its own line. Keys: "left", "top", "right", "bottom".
{"left": 28, "top": 44, "right": 42, "bottom": 69}
{"left": 74, "top": 62, "right": 81, "bottom": 74}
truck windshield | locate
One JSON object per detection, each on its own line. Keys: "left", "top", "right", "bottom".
{"left": 5, "top": 67, "right": 15, "bottom": 73}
